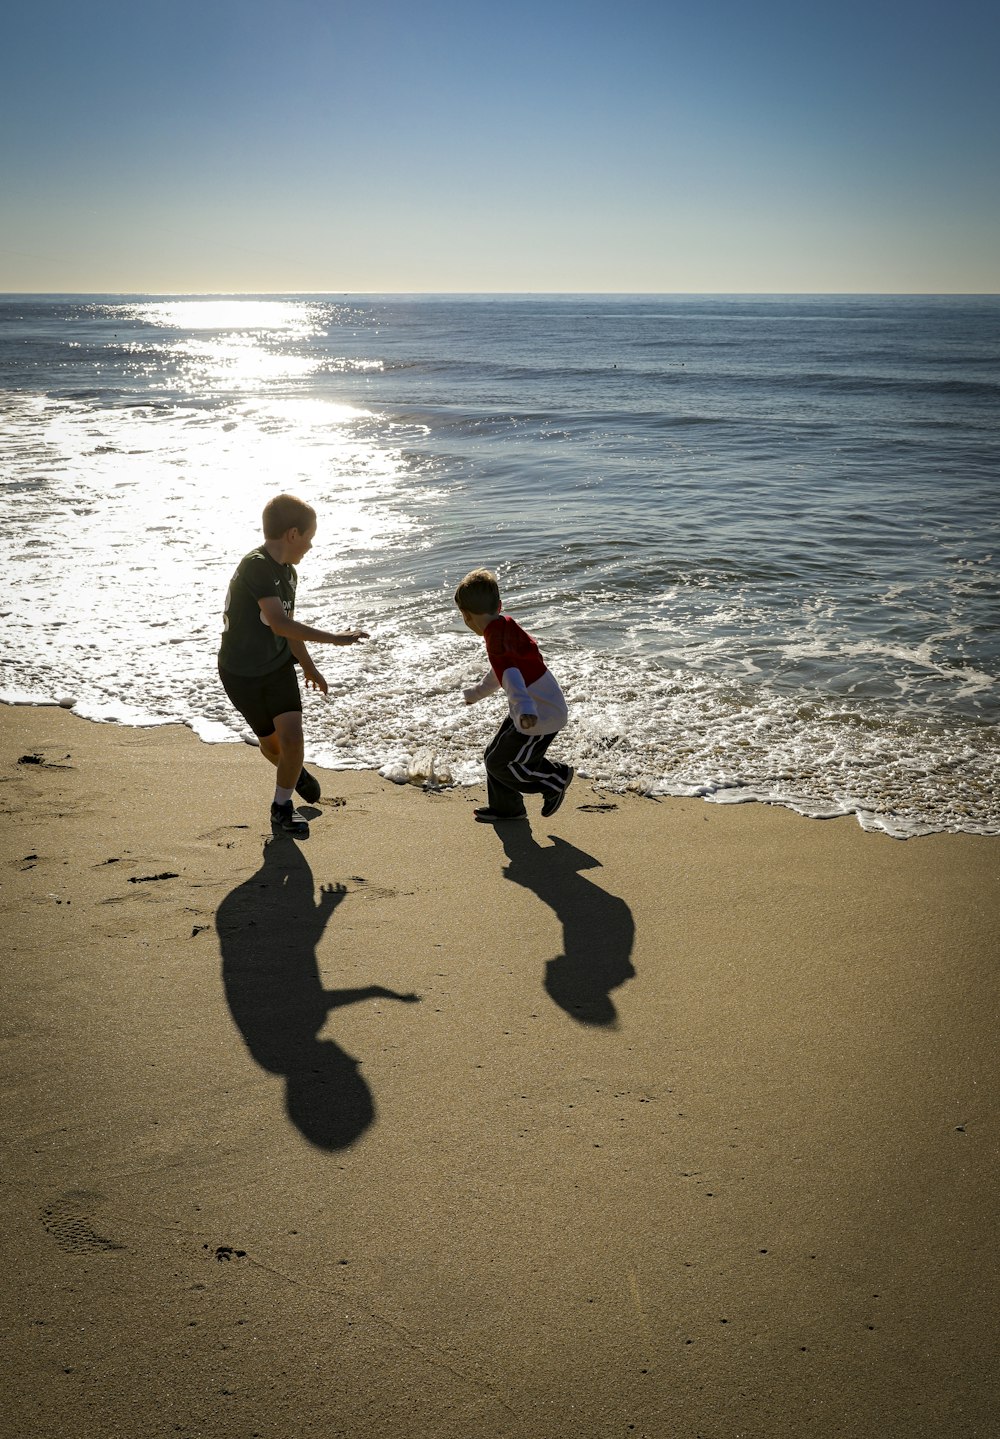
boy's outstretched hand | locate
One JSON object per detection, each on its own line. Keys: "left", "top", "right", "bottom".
{"left": 337, "top": 630, "right": 369, "bottom": 644}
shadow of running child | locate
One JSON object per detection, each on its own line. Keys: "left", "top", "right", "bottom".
{"left": 498, "top": 828, "right": 636, "bottom": 1026}
{"left": 216, "top": 838, "right": 419, "bottom": 1150}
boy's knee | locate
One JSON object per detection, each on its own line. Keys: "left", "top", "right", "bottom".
{"left": 273, "top": 711, "right": 304, "bottom": 743}
{"left": 282, "top": 733, "right": 305, "bottom": 761}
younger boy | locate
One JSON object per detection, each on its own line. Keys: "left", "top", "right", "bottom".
{"left": 219, "top": 494, "right": 368, "bottom": 838}
{"left": 455, "top": 568, "right": 573, "bottom": 823}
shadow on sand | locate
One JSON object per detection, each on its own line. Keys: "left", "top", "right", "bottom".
{"left": 216, "top": 838, "right": 418, "bottom": 1150}
{"left": 498, "top": 827, "right": 636, "bottom": 1026}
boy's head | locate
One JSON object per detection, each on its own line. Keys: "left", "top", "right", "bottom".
{"left": 262, "top": 493, "right": 317, "bottom": 541}
{"left": 454, "top": 568, "right": 501, "bottom": 634}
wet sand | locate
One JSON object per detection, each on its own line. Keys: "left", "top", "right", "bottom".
{"left": 2, "top": 704, "right": 997, "bottom": 1438}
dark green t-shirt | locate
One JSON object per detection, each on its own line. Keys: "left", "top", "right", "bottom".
{"left": 218, "top": 547, "right": 297, "bottom": 677}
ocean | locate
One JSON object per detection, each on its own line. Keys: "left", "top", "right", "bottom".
{"left": 1, "top": 293, "right": 997, "bottom": 837}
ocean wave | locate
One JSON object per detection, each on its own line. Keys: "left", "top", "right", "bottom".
{"left": 787, "top": 372, "right": 1000, "bottom": 399}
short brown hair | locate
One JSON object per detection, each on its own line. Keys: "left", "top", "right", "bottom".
{"left": 454, "top": 568, "right": 500, "bottom": 614}
{"left": 262, "top": 494, "right": 317, "bottom": 539}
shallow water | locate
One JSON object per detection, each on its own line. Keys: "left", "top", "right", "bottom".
{"left": 1, "top": 293, "right": 998, "bottom": 836}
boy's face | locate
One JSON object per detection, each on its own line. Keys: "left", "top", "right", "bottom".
{"left": 285, "top": 522, "right": 316, "bottom": 564}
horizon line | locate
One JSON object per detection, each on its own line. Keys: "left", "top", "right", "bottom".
{"left": 2, "top": 289, "right": 998, "bottom": 299}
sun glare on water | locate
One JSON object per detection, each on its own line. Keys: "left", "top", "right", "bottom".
{"left": 120, "top": 299, "right": 331, "bottom": 393}
{"left": 132, "top": 299, "right": 322, "bottom": 334}
{"left": 167, "top": 336, "right": 319, "bottom": 390}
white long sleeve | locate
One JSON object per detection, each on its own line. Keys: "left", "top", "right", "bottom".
{"left": 501, "top": 667, "right": 536, "bottom": 729}
{"left": 506, "top": 666, "right": 568, "bottom": 734}
{"left": 463, "top": 669, "right": 501, "bottom": 704}
{"left": 463, "top": 660, "right": 567, "bottom": 735}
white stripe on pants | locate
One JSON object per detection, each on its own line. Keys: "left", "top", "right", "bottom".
{"left": 484, "top": 718, "right": 566, "bottom": 815}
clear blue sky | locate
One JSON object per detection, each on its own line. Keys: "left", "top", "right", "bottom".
{"left": 2, "top": 0, "right": 997, "bottom": 292}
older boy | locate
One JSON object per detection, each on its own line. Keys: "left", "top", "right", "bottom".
{"left": 455, "top": 568, "right": 573, "bottom": 823}
{"left": 219, "top": 494, "right": 368, "bottom": 837}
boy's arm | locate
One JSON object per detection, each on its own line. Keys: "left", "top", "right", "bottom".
{"left": 463, "top": 670, "right": 501, "bottom": 705}
{"left": 501, "top": 667, "right": 538, "bottom": 730}
{"left": 258, "top": 596, "right": 367, "bottom": 646}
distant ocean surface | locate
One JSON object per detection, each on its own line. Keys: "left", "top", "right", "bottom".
{"left": 1, "top": 293, "right": 998, "bottom": 838}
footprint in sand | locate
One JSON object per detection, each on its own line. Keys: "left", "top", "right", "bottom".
{"left": 40, "top": 1192, "right": 125, "bottom": 1253}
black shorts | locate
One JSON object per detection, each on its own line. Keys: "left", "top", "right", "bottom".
{"left": 218, "top": 658, "right": 302, "bottom": 738}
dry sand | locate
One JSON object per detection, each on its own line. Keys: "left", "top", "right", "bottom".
{"left": 1, "top": 704, "right": 997, "bottom": 1439}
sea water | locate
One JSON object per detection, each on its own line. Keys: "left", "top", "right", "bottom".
{"left": 1, "top": 293, "right": 997, "bottom": 837}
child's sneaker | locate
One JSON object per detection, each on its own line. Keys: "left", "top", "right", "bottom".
{"left": 271, "top": 800, "right": 309, "bottom": 837}
{"left": 541, "top": 766, "right": 574, "bottom": 818}
{"left": 295, "top": 767, "right": 321, "bottom": 803}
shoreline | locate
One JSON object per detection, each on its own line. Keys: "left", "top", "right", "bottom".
{"left": 5, "top": 698, "right": 997, "bottom": 840}
{"left": 3, "top": 704, "right": 998, "bottom": 1437}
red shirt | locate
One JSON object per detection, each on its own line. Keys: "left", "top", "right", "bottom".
{"left": 484, "top": 615, "right": 547, "bottom": 688}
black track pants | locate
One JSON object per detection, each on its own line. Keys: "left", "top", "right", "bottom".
{"left": 484, "top": 717, "right": 570, "bottom": 817}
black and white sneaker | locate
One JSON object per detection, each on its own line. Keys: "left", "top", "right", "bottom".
{"left": 295, "top": 767, "right": 321, "bottom": 803}
{"left": 541, "top": 766, "right": 574, "bottom": 819}
{"left": 271, "top": 800, "right": 309, "bottom": 837}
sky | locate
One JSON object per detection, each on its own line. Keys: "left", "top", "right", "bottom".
{"left": 2, "top": 0, "right": 998, "bottom": 293}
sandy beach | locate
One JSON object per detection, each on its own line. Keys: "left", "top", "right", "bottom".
{"left": 2, "top": 703, "right": 997, "bottom": 1439}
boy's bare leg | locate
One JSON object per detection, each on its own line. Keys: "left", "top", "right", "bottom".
{"left": 258, "top": 732, "right": 281, "bottom": 770}
{"left": 270, "top": 711, "right": 305, "bottom": 791}
{"left": 259, "top": 722, "right": 322, "bottom": 807}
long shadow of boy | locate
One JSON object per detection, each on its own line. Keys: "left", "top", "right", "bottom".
{"left": 216, "top": 838, "right": 418, "bottom": 1150}
{"left": 499, "top": 828, "right": 636, "bottom": 1026}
